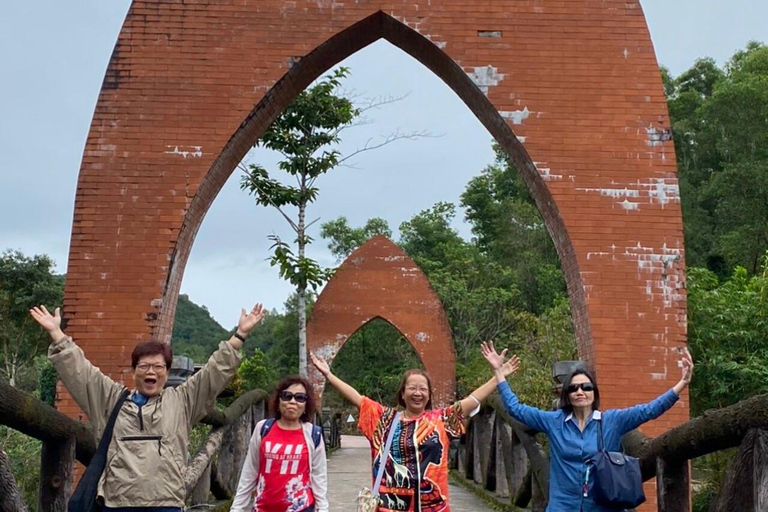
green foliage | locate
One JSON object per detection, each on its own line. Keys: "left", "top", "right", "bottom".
{"left": 320, "top": 216, "right": 392, "bottom": 261}
{"left": 236, "top": 348, "right": 278, "bottom": 394}
{"left": 240, "top": 67, "right": 359, "bottom": 288}
{"left": 0, "top": 426, "right": 42, "bottom": 512}
{"left": 667, "top": 42, "right": 768, "bottom": 274}
{"left": 267, "top": 235, "right": 333, "bottom": 292}
{"left": 686, "top": 261, "right": 768, "bottom": 415}
{"left": 171, "top": 294, "right": 230, "bottom": 362}
{"left": 460, "top": 146, "right": 566, "bottom": 314}
{"left": 0, "top": 250, "right": 64, "bottom": 387}
{"left": 36, "top": 357, "right": 57, "bottom": 406}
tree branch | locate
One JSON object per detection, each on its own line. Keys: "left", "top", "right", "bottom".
{"left": 199, "top": 389, "right": 268, "bottom": 428}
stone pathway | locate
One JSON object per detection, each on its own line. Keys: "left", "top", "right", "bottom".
{"left": 326, "top": 435, "right": 493, "bottom": 512}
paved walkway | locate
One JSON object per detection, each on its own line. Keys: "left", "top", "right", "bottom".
{"left": 326, "top": 435, "right": 493, "bottom": 512}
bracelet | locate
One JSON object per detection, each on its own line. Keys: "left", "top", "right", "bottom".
{"left": 233, "top": 331, "right": 247, "bottom": 343}
{"left": 469, "top": 394, "right": 481, "bottom": 405}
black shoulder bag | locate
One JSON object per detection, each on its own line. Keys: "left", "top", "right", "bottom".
{"left": 68, "top": 388, "right": 130, "bottom": 512}
{"left": 590, "top": 418, "right": 646, "bottom": 509}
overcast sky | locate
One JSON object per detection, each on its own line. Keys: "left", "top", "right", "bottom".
{"left": 1, "top": 1, "right": 766, "bottom": 328}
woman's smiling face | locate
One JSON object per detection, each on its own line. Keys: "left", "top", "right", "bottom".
{"left": 402, "top": 374, "right": 430, "bottom": 415}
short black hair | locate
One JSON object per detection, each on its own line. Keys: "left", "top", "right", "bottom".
{"left": 558, "top": 369, "right": 600, "bottom": 413}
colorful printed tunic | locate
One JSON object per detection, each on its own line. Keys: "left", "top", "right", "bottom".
{"left": 358, "top": 397, "right": 466, "bottom": 512}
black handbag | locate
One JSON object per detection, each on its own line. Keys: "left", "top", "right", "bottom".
{"left": 590, "top": 418, "right": 646, "bottom": 509}
{"left": 68, "top": 388, "right": 130, "bottom": 512}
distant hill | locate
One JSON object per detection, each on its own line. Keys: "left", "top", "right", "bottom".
{"left": 171, "top": 294, "right": 230, "bottom": 362}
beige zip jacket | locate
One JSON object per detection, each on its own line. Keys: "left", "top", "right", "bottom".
{"left": 49, "top": 337, "right": 242, "bottom": 508}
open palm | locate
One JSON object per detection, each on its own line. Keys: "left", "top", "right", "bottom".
{"left": 30, "top": 305, "right": 61, "bottom": 333}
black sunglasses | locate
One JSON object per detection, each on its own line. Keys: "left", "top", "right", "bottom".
{"left": 279, "top": 391, "right": 308, "bottom": 403}
{"left": 567, "top": 382, "right": 595, "bottom": 393}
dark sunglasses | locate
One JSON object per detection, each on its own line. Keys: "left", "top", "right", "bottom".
{"left": 279, "top": 391, "right": 308, "bottom": 403}
{"left": 567, "top": 382, "right": 595, "bottom": 393}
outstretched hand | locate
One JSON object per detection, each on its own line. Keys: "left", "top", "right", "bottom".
{"left": 30, "top": 305, "right": 62, "bottom": 333}
{"left": 481, "top": 341, "right": 521, "bottom": 377}
{"left": 310, "top": 352, "right": 331, "bottom": 377}
{"left": 237, "top": 304, "right": 266, "bottom": 336}
{"left": 679, "top": 347, "right": 694, "bottom": 384}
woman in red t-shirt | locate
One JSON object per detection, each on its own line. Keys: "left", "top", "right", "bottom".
{"left": 310, "top": 353, "right": 518, "bottom": 512}
{"left": 231, "top": 376, "right": 328, "bottom": 512}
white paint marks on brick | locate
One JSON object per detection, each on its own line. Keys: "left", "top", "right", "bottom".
{"left": 467, "top": 66, "right": 506, "bottom": 95}
{"left": 500, "top": 107, "right": 531, "bottom": 125}
{"left": 516, "top": 135, "right": 527, "bottom": 144}
{"left": 533, "top": 162, "right": 563, "bottom": 181}
{"left": 415, "top": 332, "right": 428, "bottom": 342}
{"left": 623, "top": 48, "right": 630, "bottom": 59}
{"left": 576, "top": 179, "right": 680, "bottom": 211}
{"left": 165, "top": 146, "right": 203, "bottom": 158}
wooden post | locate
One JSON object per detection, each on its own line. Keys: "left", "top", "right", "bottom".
{"left": 39, "top": 437, "right": 75, "bottom": 512}
{"left": 656, "top": 457, "right": 690, "bottom": 512}
{"left": 753, "top": 430, "right": 768, "bottom": 511}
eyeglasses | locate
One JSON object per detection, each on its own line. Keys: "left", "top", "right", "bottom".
{"left": 567, "top": 382, "right": 595, "bottom": 393}
{"left": 136, "top": 363, "right": 167, "bottom": 373}
{"left": 405, "top": 386, "right": 429, "bottom": 394}
{"left": 279, "top": 391, "right": 308, "bottom": 403}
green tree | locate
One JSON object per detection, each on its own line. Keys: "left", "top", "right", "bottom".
{"left": 0, "top": 250, "right": 64, "bottom": 387}
{"left": 686, "top": 260, "right": 768, "bottom": 416}
{"left": 461, "top": 146, "right": 565, "bottom": 313}
{"left": 667, "top": 42, "right": 768, "bottom": 274}
{"left": 240, "top": 68, "right": 358, "bottom": 376}
{"left": 171, "top": 294, "right": 230, "bottom": 362}
{"left": 320, "top": 216, "right": 392, "bottom": 261}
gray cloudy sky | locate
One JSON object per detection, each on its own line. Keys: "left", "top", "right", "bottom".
{"left": 1, "top": 1, "right": 766, "bottom": 327}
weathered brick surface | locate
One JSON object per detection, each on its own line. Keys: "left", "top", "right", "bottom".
{"left": 61, "top": 2, "right": 687, "bottom": 508}
{"left": 306, "top": 236, "right": 456, "bottom": 407}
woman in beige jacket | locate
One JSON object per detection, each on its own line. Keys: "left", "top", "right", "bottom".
{"left": 30, "top": 303, "right": 266, "bottom": 512}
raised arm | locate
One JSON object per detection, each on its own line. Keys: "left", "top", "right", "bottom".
{"left": 310, "top": 352, "right": 362, "bottom": 408}
{"left": 612, "top": 347, "right": 693, "bottom": 433}
{"left": 180, "top": 304, "right": 266, "bottom": 424}
{"left": 480, "top": 341, "right": 557, "bottom": 433}
{"left": 458, "top": 354, "right": 521, "bottom": 417}
{"left": 30, "top": 305, "right": 124, "bottom": 427}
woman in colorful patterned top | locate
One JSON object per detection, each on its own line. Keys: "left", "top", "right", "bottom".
{"left": 310, "top": 352, "right": 519, "bottom": 512}
{"left": 231, "top": 376, "right": 328, "bottom": 512}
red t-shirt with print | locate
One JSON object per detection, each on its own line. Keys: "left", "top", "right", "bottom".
{"left": 254, "top": 423, "right": 314, "bottom": 512}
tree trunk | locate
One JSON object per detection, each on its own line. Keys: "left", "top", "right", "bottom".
{"left": 184, "top": 426, "right": 228, "bottom": 498}
{"left": 217, "top": 406, "right": 252, "bottom": 494}
{"left": 297, "top": 199, "right": 308, "bottom": 377}
{"left": 39, "top": 438, "right": 75, "bottom": 512}
{"left": 0, "top": 450, "right": 28, "bottom": 512}
{"left": 189, "top": 462, "right": 211, "bottom": 506}
{"left": 210, "top": 460, "right": 233, "bottom": 501}
{"left": 0, "top": 380, "right": 96, "bottom": 465}
{"left": 708, "top": 429, "right": 768, "bottom": 512}
{"left": 488, "top": 397, "right": 550, "bottom": 498}
{"left": 200, "top": 389, "right": 267, "bottom": 427}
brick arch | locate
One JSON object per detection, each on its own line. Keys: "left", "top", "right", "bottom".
{"left": 306, "top": 235, "right": 456, "bottom": 407}
{"left": 63, "top": 2, "right": 688, "bottom": 491}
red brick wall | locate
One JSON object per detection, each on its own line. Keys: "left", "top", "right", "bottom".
{"left": 61, "top": 2, "right": 687, "bottom": 508}
{"left": 306, "top": 236, "right": 456, "bottom": 407}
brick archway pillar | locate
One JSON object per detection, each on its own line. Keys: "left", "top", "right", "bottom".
{"left": 61, "top": 4, "right": 687, "bottom": 508}
{"left": 306, "top": 236, "right": 456, "bottom": 407}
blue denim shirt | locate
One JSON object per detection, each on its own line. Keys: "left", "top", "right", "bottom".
{"left": 497, "top": 381, "right": 679, "bottom": 512}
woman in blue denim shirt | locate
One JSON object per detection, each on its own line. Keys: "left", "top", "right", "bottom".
{"left": 480, "top": 342, "right": 693, "bottom": 512}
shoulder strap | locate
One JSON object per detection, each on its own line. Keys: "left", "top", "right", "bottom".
{"left": 372, "top": 411, "right": 400, "bottom": 497}
{"left": 311, "top": 424, "right": 323, "bottom": 448}
{"left": 597, "top": 414, "right": 605, "bottom": 452}
{"left": 260, "top": 418, "right": 276, "bottom": 438}
{"left": 69, "top": 388, "right": 130, "bottom": 512}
